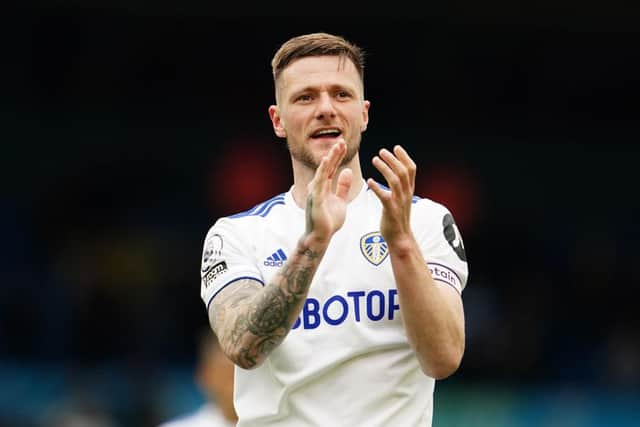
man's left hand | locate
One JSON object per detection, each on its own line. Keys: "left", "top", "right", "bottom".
{"left": 367, "top": 145, "right": 417, "bottom": 245}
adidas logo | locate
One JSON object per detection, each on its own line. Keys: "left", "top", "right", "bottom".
{"left": 264, "top": 248, "right": 287, "bottom": 267}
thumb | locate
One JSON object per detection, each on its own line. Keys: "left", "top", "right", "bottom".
{"left": 335, "top": 168, "right": 353, "bottom": 201}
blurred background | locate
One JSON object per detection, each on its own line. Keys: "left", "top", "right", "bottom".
{"left": 2, "top": 2, "right": 639, "bottom": 426}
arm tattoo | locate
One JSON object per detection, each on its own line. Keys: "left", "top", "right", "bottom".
{"left": 211, "top": 241, "right": 322, "bottom": 368}
{"left": 247, "top": 286, "right": 289, "bottom": 335}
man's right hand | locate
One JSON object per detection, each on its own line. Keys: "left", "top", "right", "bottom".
{"left": 304, "top": 140, "right": 353, "bottom": 244}
{"left": 209, "top": 140, "right": 353, "bottom": 370}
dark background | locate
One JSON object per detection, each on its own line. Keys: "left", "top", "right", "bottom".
{"left": 2, "top": 2, "right": 639, "bottom": 426}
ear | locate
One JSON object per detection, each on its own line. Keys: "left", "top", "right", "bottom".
{"left": 268, "top": 105, "right": 287, "bottom": 138}
{"left": 361, "top": 100, "right": 371, "bottom": 132}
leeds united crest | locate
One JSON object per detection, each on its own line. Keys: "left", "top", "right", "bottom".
{"left": 360, "top": 232, "right": 389, "bottom": 266}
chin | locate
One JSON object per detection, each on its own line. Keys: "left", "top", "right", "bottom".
{"left": 289, "top": 138, "right": 358, "bottom": 170}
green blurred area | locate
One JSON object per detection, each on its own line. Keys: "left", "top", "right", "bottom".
{"left": 435, "top": 382, "right": 639, "bottom": 427}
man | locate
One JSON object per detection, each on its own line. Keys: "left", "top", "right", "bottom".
{"left": 158, "top": 330, "right": 237, "bottom": 427}
{"left": 200, "top": 32, "right": 468, "bottom": 426}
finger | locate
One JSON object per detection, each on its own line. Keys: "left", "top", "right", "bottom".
{"left": 366, "top": 178, "right": 391, "bottom": 204}
{"left": 316, "top": 141, "right": 341, "bottom": 181}
{"left": 326, "top": 139, "right": 347, "bottom": 180}
{"left": 310, "top": 154, "right": 330, "bottom": 194}
{"left": 378, "top": 148, "right": 409, "bottom": 189}
{"left": 393, "top": 145, "right": 417, "bottom": 181}
{"left": 335, "top": 168, "right": 353, "bottom": 201}
{"left": 313, "top": 141, "right": 345, "bottom": 197}
{"left": 372, "top": 155, "right": 401, "bottom": 191}
{"left": 378, "top": 148, "right": 406, "bottom": 174}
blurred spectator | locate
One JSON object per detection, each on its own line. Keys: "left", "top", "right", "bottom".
{"left": 47, "top": 394, "right": 118, "bottom": 427}
{"left": 157, "top": 330, "right": 237, "bottom": 427}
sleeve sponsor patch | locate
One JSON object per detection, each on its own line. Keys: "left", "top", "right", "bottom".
{"left": 442, "top": 213, "right": 466, "bottom": 262}
{"left": 427, "top": 262, "right": 462, "bottom": 293}
{"left": 203, "top": 261, "right": 228, "bottom": 288}
{"left": 202, "top": 234, "right": 224, "bottom": 273}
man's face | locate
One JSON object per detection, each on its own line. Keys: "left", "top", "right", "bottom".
{"left": 269, "top": 56, "right": 370, "bottom": 170}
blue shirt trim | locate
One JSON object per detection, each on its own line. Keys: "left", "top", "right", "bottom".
{"left": 367, "top": 182, "right": 421, "bottom": 203}
{"left": 228, "top": 193, "right": 286, "bottom": 218}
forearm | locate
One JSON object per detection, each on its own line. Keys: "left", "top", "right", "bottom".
{"left": 388, "top": 236, "right": 465, "bottom": 379}
{"left": 211, "top": 234, "right": 328, "bottom": 369}
{"left": 210, "top": 141, "right": 350, "bottom": 368}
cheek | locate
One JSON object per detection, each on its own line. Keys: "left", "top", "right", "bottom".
{"left": 285, "top": 111, "right": 306, "bottom": 129}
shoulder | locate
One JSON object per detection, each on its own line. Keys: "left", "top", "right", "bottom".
{"left": 411, "top": 194, "right": 455, "bottom": 225}
{"left": 365, "top": 184, "right": 441, "bottom": 212}
{"left": 363, "top": 185, "right": 453, "bottom": 224}
{"left": 226, "top": 193, "right": 287, "bottom": 220}
{"left": 411, "top": 195, "right": 467, "bottom": 256}
{"left": 204, "top": 192, "right": 288, "bottom": 239}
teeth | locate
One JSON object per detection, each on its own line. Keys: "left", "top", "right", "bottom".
{"left": 315, "top": 129, "right": 340, "bottom": 136}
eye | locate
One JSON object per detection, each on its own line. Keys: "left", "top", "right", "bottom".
{"left": 295, "top": 94, "right": 313, "bottom": 103}
{"left": 336, "top": 91, "right": 352, "bottom": 99}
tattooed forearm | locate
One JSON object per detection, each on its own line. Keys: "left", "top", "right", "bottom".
{"left": 247, "top": 285, "right": 289, "bottom": 335}
{"left": 210, "top": 239, "right": 327, "bottom": 369}
{"left": 298, "top": 245, "right": 319, "bottom": 259}
{"left": 282, "top": 258, "right": 316, "bottom": 298}
{"left": 236, "top": 331, "right": 286, "bottom": 369}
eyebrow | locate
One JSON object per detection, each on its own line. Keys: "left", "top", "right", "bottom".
{"left": 289, "top": 83, "right": 356, "bottom": 98}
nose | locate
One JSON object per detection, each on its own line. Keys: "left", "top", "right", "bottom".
{"left": 315, "top": 92, "right": 337, "bottom": 120}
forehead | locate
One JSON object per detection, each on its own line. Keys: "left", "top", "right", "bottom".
{"left": 278, "top": 56, "right": 362, "bottom": 94}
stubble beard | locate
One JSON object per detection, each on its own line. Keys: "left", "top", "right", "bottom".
{"left": 287, "top": 135, "right": 361, "bottom": 171}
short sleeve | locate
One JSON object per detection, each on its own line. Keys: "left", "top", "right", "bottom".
{"left": 200, "top": 218, "right": 264, "bottom": 309}
{"left": 414, "top": 201, "right": 469, "bottom": 294}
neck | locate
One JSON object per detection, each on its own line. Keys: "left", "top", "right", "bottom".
{"left": 291, "top": 153, "right": 364, "bottom": 208}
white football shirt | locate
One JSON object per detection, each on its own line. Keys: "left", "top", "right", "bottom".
{"left": 200, "top": 180, "right": 469, "bottom": 427}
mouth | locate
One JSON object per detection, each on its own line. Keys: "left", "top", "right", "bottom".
{"left": 310, "top": 127, "right": 342, "bottom": 140}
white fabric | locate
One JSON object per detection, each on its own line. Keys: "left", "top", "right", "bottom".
{"left": 158, "top": 404, "right": 235, "bottom": 427}
{"left": 200, "top": 181, "right": 469, "bottom": 427}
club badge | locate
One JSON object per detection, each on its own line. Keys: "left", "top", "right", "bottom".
{"left": 360, "top": 232, "right": 389, "bottom": 266}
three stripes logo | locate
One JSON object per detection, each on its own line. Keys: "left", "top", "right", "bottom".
{"left": 264, "top": 248, "right": 287, "bottom": 267}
